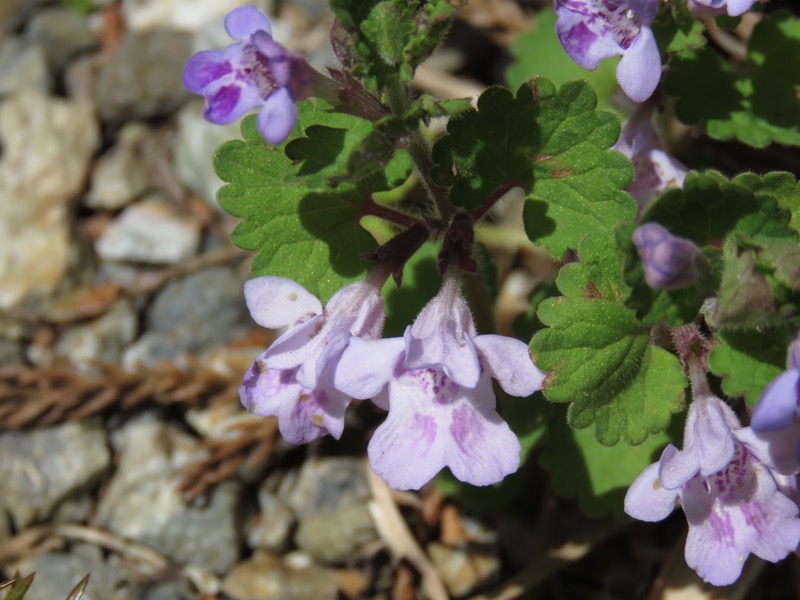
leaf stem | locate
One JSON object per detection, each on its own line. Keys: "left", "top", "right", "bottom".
{"left": 362, "top": 195, "right": 422, "bottom": 228}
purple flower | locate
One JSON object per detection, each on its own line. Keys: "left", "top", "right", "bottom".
{"left": 183, "top": 5, "right": 316, "bottom": 144}
{"left": 613, "top": 108, "right": 688, "bottom": 214}
{"left": 687, "top": 0, "right": 758, "bottom": 17}
{"left": 240, "top": 275, "right": 385, "bottom": 442}
{"left": 554, "top": 0, "right": 662, "bottom": 102}
{"left": 749, "top": 339, "right": 800, "bottom": 475}
{"left": 625, "top": 393, "right": 800, "bottom": 586}
{"left": 632, "top": 222, "right": 707, "bottom": 290}
{"left": 334, "top": 276, "right": 546, "bottom": 490}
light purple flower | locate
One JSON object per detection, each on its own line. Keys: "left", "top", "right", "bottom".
{"left": 613, "top": 108, "right": 688, "bottom": 214}
{"left": 240, "top": 275, "right": 385, "bottom": 442}
{"left": 749, "top": 339, "right": 800, "bottom": 475}
{"left": 554, "top": 0, "right": 662, "bottom": 102}
{"left": 625, "top": 393, "right": 800, "bottom": 586}
{"left": 687, "top": 0, "right": 758, "bottom": 17}
{"left": 335, "top": 276, "right": 546, "bottom": 490}
{"left": 632, "top": 222, "right": 707, "bottom": 290}
{"left": 183, "top": 5, "right": 310, "bottom": 144}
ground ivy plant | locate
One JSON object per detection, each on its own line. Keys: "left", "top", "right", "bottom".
{"left": 184, "top": 1, "right": 800, "bottom": 587}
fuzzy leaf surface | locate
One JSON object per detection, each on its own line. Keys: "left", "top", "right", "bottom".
{"left": 531, "top": 236, "right": 686, "bottom": 445}
{"left": 433, "top": 78, "right": 634, "bottom": 257}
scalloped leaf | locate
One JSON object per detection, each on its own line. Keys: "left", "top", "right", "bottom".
{"left": 665, "top": 11, "right": 800, "bottom": 147}
{"left": 531, "top": 235, "right": 686, "bottom": 445}
{"left": 432, "top": 78, "right": 634, "bottom": 257}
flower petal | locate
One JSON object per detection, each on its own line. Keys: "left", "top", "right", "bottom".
{"left": 624, "top": 461, "right": 679, "bottom": 521}
{"left": 224, "top": 4, "right": 272, "bottom": 41}
{"left": 554, "top": 2, "right": 624, "bottom": 71}
{"left": 751, "top": 370, "right": 800, "bottom": 432}
{"left": 252, "top": 30, "right": 291, "bottom": 86}
{"left": 183, "top": 50, "right": 231, "bottom": 93}
{"left": 203, "top": 80, "right": 262, "bottom": 124}
{"left": 616, "top": 26, "right": 661, "bottom": 102}
{"left": 244, "top": 276, "right": 322, "bottom": 329}
{"left": 257, "top": 87, "right": 297, "bottom": 145}
{"left": 334, "top": 337, "right": 405, "bottom": 399}
{"left": 473, "top": 334, "right": 545, "bottom": 397}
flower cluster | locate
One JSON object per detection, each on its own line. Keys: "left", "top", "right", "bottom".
{"left": 625, "top": 389, "right": 800, "bottom": 585}
{"left": 183, "top": 5, "right": 334, "bottom": 144}
{"left": 240, "top": 271, "right": 545, "bottom": 490}
{"left": 632, "top": 223, "right": 707, "bottom": 290}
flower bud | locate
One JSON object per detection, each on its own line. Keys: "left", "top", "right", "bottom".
{"left": 632, "top": 223, "right": 707, "bottom": 290}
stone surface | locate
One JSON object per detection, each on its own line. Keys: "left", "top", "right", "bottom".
{"left": 94, "top": 29, "right": 192, "bottom": 122}
{"left": 247, "top": 487, "right": 297, "bottom": 552}
{"left": 282, "top": 457, "right": 372, "bottom": 520}
{"left": 94, "top": 414, "right": 241, "bottom": 574}
{"left": 12, "top": 543, "right": 132, "bottom": 600}
{"left": 173, "top": 101, "right": 241, "bottom": 210}
{"left": 25, "top": 7, "right": 97, "bottom": 72}
{"left": 95, "top": 195, "right": 201, "bottom": 264}
{"left": 0, "top": 421, "right": 110, "bottom": 529}
{"left": 0, "top": 90, "right": 99, "bottom": 309}
{"left": 86, "top": 123, "right": 151, "bottom": 210}
{"left": 294, "top": 502, "right": 377, "bottom": 564}
{"left": 122, "top": 266, "right": 250, "bottom": 368}
{"left": 0, "top": 36, "right": 51, "bottom": 95}
{"left": 222, "top": 551, "right": 339, "bottom": 600}
{"left": 427, "top": 542, "right": 502, "bottom": 598}
{"left": 122, "top": 0, "right": 267, "bottom": 33}
{"left": 0, "top": 338, "right": 24, "bottom": 365}
{"left": 55, "top": 300, "right": 138, "bottom": 367}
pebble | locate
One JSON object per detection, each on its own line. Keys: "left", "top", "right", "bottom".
{"left": 294, "top": 502, "right": 378, "bottom": 564}
{"left": 86, "top": 123, "right": 151, "bottom": 210}
{"left": 54, "top": 300, "right": 139, "bottom": 368}
{"left": 427, "top": 542, "right": 502, "bottom": 598}
{"left": 173, "top": 101, "right": 241, "bottom": 210}
{"left": 94, "top": 29, "right": 192, "bottom": 123}
{"left": 25, "top": 7, "right": 98, "bottom": 72}
{"left": 0, "top": 420, "right": 111, "bottom": 529}
{"left": 95, "top": 195, "right": 201, "bottom": 264}
{"left": 222, "top": 551, "right": 339, "bottom": 600}
{"left": 122, "top": 266, "right": 250, "bottom": 368}
{"left": 0, "top": 36, "right": 51, "bottom": 95}
{"left": 282, "top": 457, "right": 372, "bottom": 520}
{"left": 247, "top": 486, "right": 297, "bottom": 552}
{"left": 0, "top": 90, "right": 99, "bottom": 309}
{"left": 122, "top": 0, "right": 268, "bottom": 33}
{"left": 94, "top": 414, "right": 241, "bottom": 574}
{"left": 11, "top": 543, "right": 133, "bottom": 600}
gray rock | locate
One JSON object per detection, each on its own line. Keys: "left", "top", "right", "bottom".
{"left": 222, "top": 551, "right": 338, "bottom": 600}
{"left": 282, "top": 457, "right": 371, "bottom": 520}
{"left": 0, "top": 508, "right": 10, "bottom": 544}
{"left": 0, "top": 90, "right": 99, "bottom": 309}
{"left": 94, "top": 414, "right": 241, "bottom": 574}
{"left": 0, "top": 36, "right": 51, "bottom": 96}
{"left": 86, "top": 123, "right": 152, "bottom": 210}
{"left": 55, "top": 300, "right": 138, "bottom": 367}
{"left": 247, "top": 488, "right": 296, "bottom": 552}
{"left": 123, "top": 0, "right": 272, "bottom": 33}
{"left": 0, "top": 421, "right": 110, "bottom": 529}
{"left": 173, "top": 101, "right": 241, "bottom": 211}
{"left": 95, "top": 195, "right": 201, "bottom": 264}
{"left": 295, "top": 502, "right": 377, "bottom": 564}
{"left": 95, "top": 29, "right": 192, "bottom": 122}
{"left": 0, "top": 338, "right": 24, "bottom": 365}
{"left": 0, "top": 0, "right": 49, "bottom": 32}
{"left": 25, "top": 7, "right": 98, "bottom": 72}
{"left": 122, "top": 266, "right": 250, "bottom": 368}
{"left": 12, "top": 543, "right": 133, "bottom": 600}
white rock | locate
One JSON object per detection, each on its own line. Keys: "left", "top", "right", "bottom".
{"left": 0, "top": 90, "right": 99, "bottom": 309}
{"left": 96, "top": 195, "right": 200, "bottom": 264}
{"left": 55, "top": 300, "right": 139, "bottom": 367}
{"left": 122, "top": 0, "right": 272, "bottom": 33}
{"left": 86, "top": 123, "right": 151, "bottom": 210}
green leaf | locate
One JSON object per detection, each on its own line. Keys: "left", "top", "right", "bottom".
{"left": 216, "top": 114, "right": 378, "bottom": 302}
{"left": 331, "top": 0, "right": 454, "bottom": 85}
{"left": 531, "top": 235, "right": 686, "bottom": 445}
{"left": 506, "top": 9, "right": 621, "bottom": 113}
{"left": 708, "top": 329, "right": 793, "bottom": 407}
{"left": 433, "top": 78, "right": 634, "bottom": 257}
{"left": 539, "top": 404, "right": 682, "bottom": 518}
{"left": 651, "top": 0, "right": 707, "bottom": 55}
{"left": 2, "top": 573, "right": 35, "bottom": 600}
{"left": 665, "top": 11, "right": 800, "bottom": 147}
